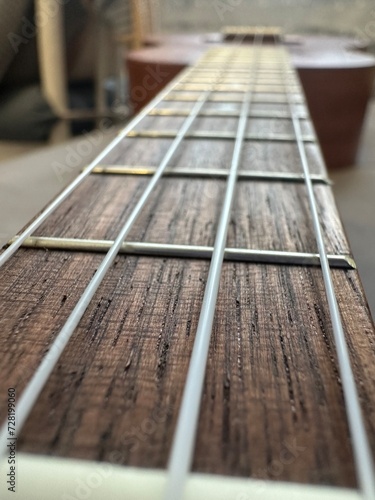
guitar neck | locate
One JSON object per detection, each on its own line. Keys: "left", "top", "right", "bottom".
{"left": 0, "top": 37, "right": 374, "bottom": 500}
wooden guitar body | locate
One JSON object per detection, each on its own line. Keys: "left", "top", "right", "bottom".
{"left": 126, "top": 33, "right": 375, "bottom": 169}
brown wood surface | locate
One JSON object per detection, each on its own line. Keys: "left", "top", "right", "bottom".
{"left": 0, "top": 46, "right": 375, "bottom": 491}
{"left": 0, "top": 254, "right": 374, "bottom": 487}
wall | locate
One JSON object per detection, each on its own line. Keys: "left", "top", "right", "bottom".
{"left": 160, "top": 0, "right": 375, "bottom": 44}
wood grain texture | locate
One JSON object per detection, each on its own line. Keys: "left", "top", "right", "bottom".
{"left": 0, "top": 251, "right": 374, "bottom": 487}
{"left": 0, "top": 46, "right": 374, "bottom": 492}
{"left": 31, "top": 176, "right": 348, "bottom": 255}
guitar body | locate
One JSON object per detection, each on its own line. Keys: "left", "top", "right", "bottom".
{"left": 1, "top": 36, "right": 375, "bottom": 499}
{"left": 126, "top": 33, "right": 375, "bottom": 169}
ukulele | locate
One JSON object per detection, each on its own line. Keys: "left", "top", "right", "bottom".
{"left": 0, "top": 29, "right": 374, "bottom": 500}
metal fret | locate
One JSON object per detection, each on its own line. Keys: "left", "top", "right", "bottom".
{"left": 149, "top": 108, "right": 308, "bottom": 119}
{"left": 179, "top": 78, "right": 299, "bottom": 85}
{"left": 10, "top": 236, "right": 355, "bottom": 269}
{"left": 164, "top": 93, "right": 304, "bottom": 104}
{"left": 126, "top": 129, "right": 314, "bottom": 143}
{"left": 175, "top": 83, "right": 301, "bottom": 93}
{"left": 191, "top": 69, "right": 295, "bottom": 73}
{"left": 90, "top": 165, "right": 330, "bottom": 184}
{"left": 185, "top": 64, "right": 294, "bottom": 68}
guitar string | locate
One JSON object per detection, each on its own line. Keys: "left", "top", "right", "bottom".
{"left": 163, "top": 33, "right": 263, "bottom": 500}
{"left": 0, "top": 55, "right": 233, "bottom": 459}
{"left": 278, "top": 36, "right": 375, "bottom": 500}
{"left": 0, "top": 64, "right": 196, "bottom": 269}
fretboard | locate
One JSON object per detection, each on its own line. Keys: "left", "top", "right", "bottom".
{"left": 0, "top": 39, "right": 374, "bottom": 500}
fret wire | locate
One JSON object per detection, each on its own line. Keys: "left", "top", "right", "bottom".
{"left": 175, "top": 70, "right": 293, "bottom": 73}
{"left": 182, "top": 80, "right": 299, "bottom": 86}
{"left": 149, "top": 109, "right": 308, "bottom": 119}
{"left": 183, "top": 74, "right": 296, "bottom": 76}
{"left": 0, "top": 57, "right": 234, "bottom": 459}
{"left": 10, "top": 236, "right": 355, "bottom": 269}
{"left": 191, "top": 69, "right": 294, "bottom": 73}
{"left": 194, "top": 63, "right": 293, "bottom": 66}
{"left": 0, "top": 64, "right": 197, "bottom": 269}
{"left": 176, "top": 84, "right": 301, "bottom": 92}
{"left": 182, "top": 72, "right": 298, "bottom": 77}
{"left": 167, "top": 89, "right": 303, "bottom": 97}
{"left": 90, "top": 165, "right": 329, "bottom": 184}
{"left": 187, "top": 75, "right": 293, "bottom": 80}
{"left": 195, "top": 59, "right": 289, "bottom": 63}
{"left": 283, "top": 52, "right": 375, "bottom": 499}
{"left": 190, "top": 64, "right": 293, "bottom": 67}
{"left": 180, "top": 78, "right": 299, "bottom": 83}
{"left": 193, "top": 68, "right": 293, "bottom": 73}
{"left": 164, "top": 46, "right": 259, "bottom": 500}
{"left": 163, "top": 94, "right": 304, "bottom": 104}
{"left": 126, "top": 130, "right": 314, "bottom": 143}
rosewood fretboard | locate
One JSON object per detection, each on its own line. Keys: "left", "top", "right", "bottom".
{"left": 0, "top": 39, "right": 374, "bottom": 500}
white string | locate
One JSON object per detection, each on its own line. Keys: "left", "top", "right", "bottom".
{"left": 0, "top": 73, "right": 221, "bottom": 460}
{"left": 283, "top": 48, "right": 375, "bottom": 500}
{"left": 163, "top": 37, "right": 262, "bottom": 500}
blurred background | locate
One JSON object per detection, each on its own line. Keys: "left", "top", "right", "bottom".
{"left": 162, "top": 0, "right": 375, "bottom": 35}
{"left": 0, "top": 0, "right": 374, "bottom": 318}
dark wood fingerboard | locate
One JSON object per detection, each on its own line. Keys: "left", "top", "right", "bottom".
{"left": 0, "top": 45, "right": 374, "bottom": 491}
